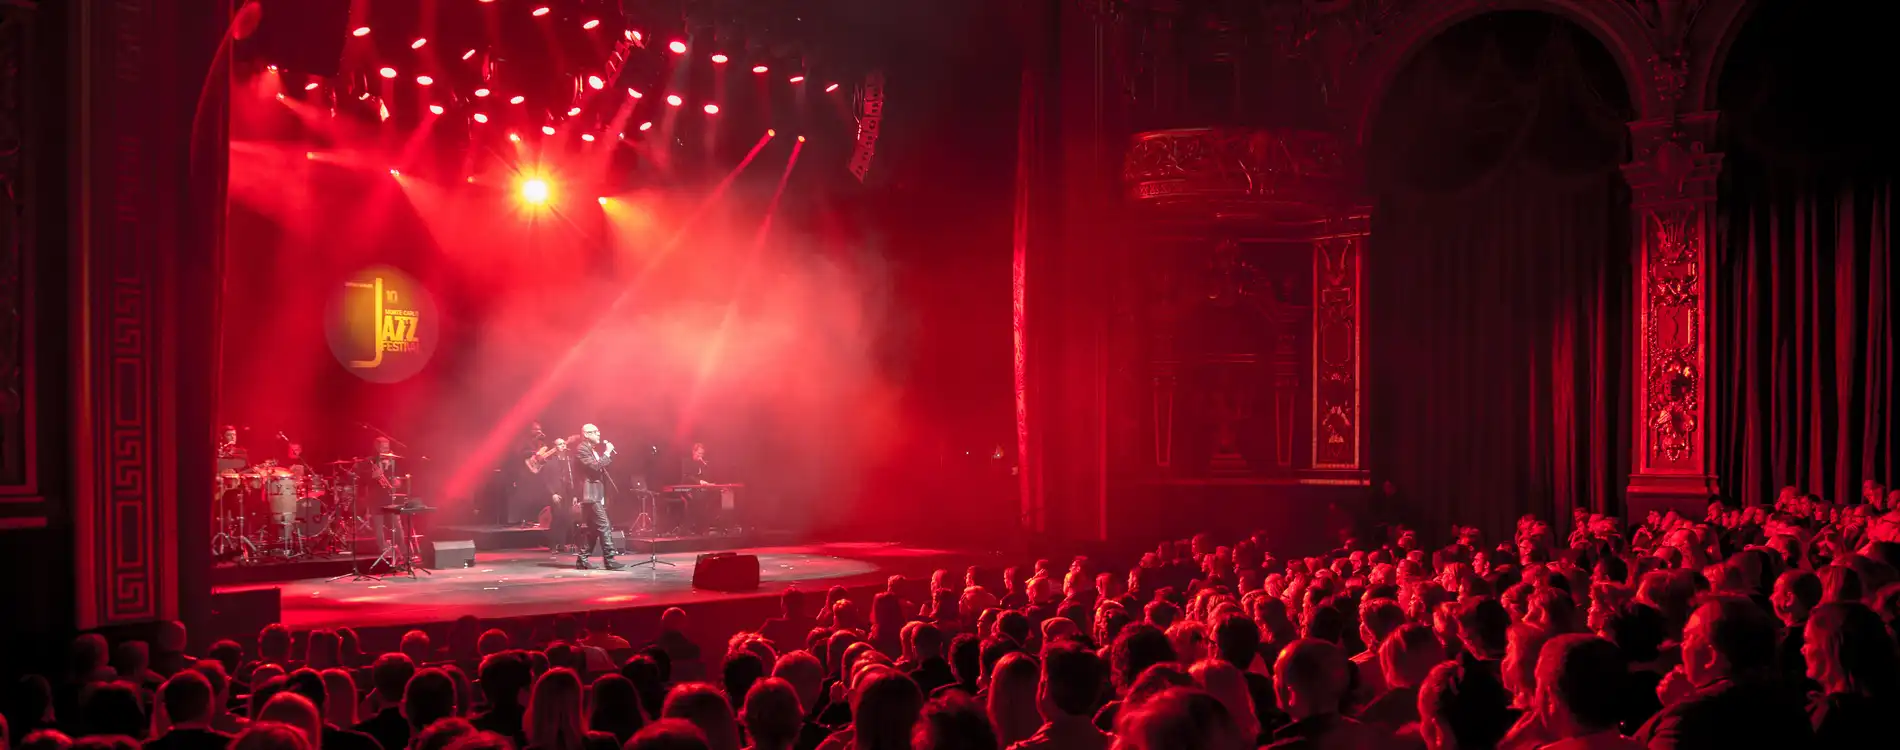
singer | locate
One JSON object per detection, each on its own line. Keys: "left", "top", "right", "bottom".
{"left": 572, "top": 423, "right": 622, "bottom": 570}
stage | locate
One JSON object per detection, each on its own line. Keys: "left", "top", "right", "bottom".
{"left": 213, "top": 541, "right": 981, "bottom": 631}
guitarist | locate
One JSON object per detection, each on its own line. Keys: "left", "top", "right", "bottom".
{"left": 530, "top": 436, "right": 579, "bottom": 553}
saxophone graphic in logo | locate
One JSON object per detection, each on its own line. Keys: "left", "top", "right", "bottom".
{"left": 325, "top": 265, "right": 438, "bottom": 383}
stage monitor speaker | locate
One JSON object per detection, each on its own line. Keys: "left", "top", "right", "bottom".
{"left": 426, "top": 540, "right": 477, "bottom": 569}
{"left": 692, "top": 552, "right": 760, "bottom": 591}
{"left": 207, "top": 587, "right": 282, "bottom": 644}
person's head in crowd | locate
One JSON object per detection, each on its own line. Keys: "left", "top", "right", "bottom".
{"left": 909, "top": 622, "right": 946, "bottom": 662}
{"left": 257, "top": 625, "right": 292, "bottom": 665}
{"left": 1454, "top": 598, "right": 1510, "bottom": 660}
{"left": 316, "top": 669, "right": 356, "bottom": 727}
{"left": 719, "top": 652, "right": 764, "bottom": 712}
{"left": 994, "top": 611, "right": 1031, "bottom": 646}
{"left": 767, "top": 651, "right": 822, "bottom": 715}
{"left": 1144, "top": 600, "right": 1181, "bottom": 630}
{"left": 77, "top": 681, "right": 144, "bottom": 739}
{"left": 737, "top": 678, "right": 800, "bottom": 750}
{"left": 1300, "top": 602, "right": 1346, "bottom": 644}
{"left": 583, "top": 675, "right": 644, "bottom": 746}
{"left": 279, "top": 670, "right": 334, "bottom": 726}
{"left": 303, "top": 630, "right": 340, "bottom": 671}
{"left": 822, "top": 631, "right": 860, "bottom": 680}
{"left": 156, "top": 670, "right": 215, "bottom": 731}
{"left": 871, "top": 593, "right": 904, "bottom": 637}
{"left": 397, "top": 631, "right": 431, "bottom": 667}
{"left": 1803, "top": 602, "right": 1900, "bottom": 698}
{"left": 1585, "top": 582, "right": 1633, "bottom": 634}
{"left": 1418, "top": 656, "right": 1513, "bottom": 749}
{"left": 69, "top": 635, "right": 110, "bottom": 683}
{"left": 659, "top": 608, "right": 690, "bottom": 635}
{"left": 250, "top": 665, "right": 286, "bottom": 690}
{"left": 1771, "top": 569, "right": 1823, "bottom": 627}
{"left": 550, "top": 615, "right": 582, "bottom": 645}
{"left": 624, "top": 720, "right": 708, "bottom": 750}
{"left": 1272, "top": 639, "right": 1348, "bottom": 720}
{"left": 1381, "top": 623, "right": 1446, "bottom": 690}
{"left": 19, "top": 731, "right": 74, "bottom": 750}
{"left": 247, "top": 676, "right": 286, "bottom": 722}
{"left": 1840, "top": 553, "right": 1899, "bottom": 598}
{"left": 477, "top": 630, "right": 510, "bottom": 657}
{"left": 1599, "top": 601, "right": 1666, "bottom": 666}
{"left": 1637, "top": 569, "right": 1698, "bottom": 639}
{"left": 929, "top": 588, "right": 963, "bottom": 626}
{"left": 618, "top": 655, "right": 668, "bottom": 726}
{"left": 201, "top": 641, "right": 243, "bottom": 682}
{"left": 1819, "top": 565, "right": 1864, "bottom": 605}
{"left": 1681, "top": 596, "right": 1779, "bottom": 687}
{"left": 945, "top": 634, "right": 981, "bottom": 691}
{"left": 1525, "top": 587, "right": 1580, "bottom": 635}
{"left": 1109, "top": 625, "right": 1178, "bottom": 692}
{"left": 404, "top": 668, "right": 458, "bottom": 733}
{"left": 258, "top": 692, "right": 322, "bottom": 746}
{"left": 479, "top": 651, "right": 533, "bottom": 713}
{"left": 660, "top": 683, "right": 739, "bottom": 750}
{"left": 230, "top": 723, "right": 311, "bottom": 750}
{"left": 442, "top": 731, "right": 512, "bottom": 750}
{"left": 1124, "top": 665, "right": 1195, "bottom": 717}
{"left": 910, "top": 693, "right": 997, "bottom": 750}
{"left": 1113, "top": 687, "right": 1245, "bottom": 750}
{"left": 412, "top": 718, "right": 475, "bottom": 750}
{"left": 986, "top": 653, "right": 1041, "bottom": 747}
{"left": 852, "top": 671, "right": 925, "bottom": 750}
{"left": 1359, "top": 598, "right": 1406, "bottom": 653}
{"left": 1592, "top": 554, "right": 1629, "bottom": 587}
{"left": 1533, "top": 635, "right": 1627, "bottom": 741}
{"left": 1043, "top": 617, "right": 1082, "bottom": 647}
{"left": 1188, "top": 660, "right": 1258, "bottom": 741}
{"left": 1502, "top": 623, "right": 1552, "bottom": 709}
{"left": 526, "top": 668, "right": 585, "bottom": 750}
{"left": 370, "top": 653, "right": 417, "bottom": 705}
{"left": 1037, "top": 641, "right": 1104, "bottom": 723}
{"left": 335, "top": 629, "right": 364, "bottom": 667}
{"left": 110, "top": 641, "right": 151, "bottom": 683}
{"left": 1208, "top": 613, "right": 1261, "bottom": 672}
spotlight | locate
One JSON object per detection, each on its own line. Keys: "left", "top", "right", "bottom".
{"left": 788, "top": 75, "right": 805, "bottom": 83}
{"left": 639, "top": 121, "right": 653, "bottom": 131}
{"left": 379, "top": 67, "right": 397, "bottom": 79}
{"left": 617, "top": 132, "right": 625, "bottom": 139}
{"left": 624, "top": 30, "right": 634, "bottom": 41}
{"left": 542, "top": 125, "right": 556, "bottom": 135}
{"left": 519, "top": 178, "right": 550, "bottom": 205}
{"left": 627, "top": 88, "right": 643, "bottom": 98}
{"left": 703, "top": 103, "right": 719, "bottom": 114}
{"left": 429, "top": 104, "right": 445, "bottom": 115}
{"left": 767, "top": 129, "right": 776, "bottom": 137}
{"left": 532, "top": 6, "right": 550, "bottom": 17}
{"left": 597, "top": 197, "right": 607, "bottom": 205}
{"left": 752, "top": 65, "right": 769, "bottom": 74}
{"left": 474, "top": 88, "right": 490, "bottom": 97}
{"left": 824, "top": 83, "right": 840, "bottom": 93}
{"left": 462, "top": 49, "right": 477, "bottom": 61}
{"left": 508, "top": 132, "right": 521, "bottom": 142}
{"left": 581, "top": 133, "right": 595, "bottom": 142}
{"left": 568, "top": 107, "right": 582, "bottom": 116}
{"left": 352, "top": 26, "right": 370, "bottom": 37}
{"left": 267, "top": 65, "right": 278, "bottom": 72}
{"left": 473, "top": 113, "right": 489, "bottom": 123}
{"left": 467, "top": 176, "right": 477, "bottom": 183}
{"left": 510, "top": 95, "right": 526, "bottom": 104}
{"left": 275, "top": 93, "right": 286, "bottom": 101}
{"left": 304, "top": 82, "right": 319, "bottom": 91}
{"left": 583, "top": 19, "right": 600, "bottom": 30}
{"left": 306, "top": 151, "right": 316, "bottom": 159}
{"left": 796, "top": 135, "right": 806, "bottom": 143}
{"left": 587, "top": 75, "right": 604, "bottom": 90}
{"left": 668, "top": 40, "right": 687, "bottom": 54}
{"left": 665, "top": 94, "right": 682, "bottom": 106}
{"left": 411, "top": 37, "right": 427, "bottom": 49}
{"left": 389, "top": 169, "right": 400, "bottom": 176}
{"left": 711, "top": 53, "right": 728, "bottom": 64}
{"left": 416, "top": 75, "right": 434, "bottom": 86}
{"left": 632, "top": 30, "right": 643, "bottom": 42}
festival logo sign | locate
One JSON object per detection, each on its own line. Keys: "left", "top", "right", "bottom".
{"left": 325, "top": 265, "right": 439, "bottom": 383}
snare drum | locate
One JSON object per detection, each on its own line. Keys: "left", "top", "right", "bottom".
{"left": 265, "top": 474, "right": 299, "bottom": 522}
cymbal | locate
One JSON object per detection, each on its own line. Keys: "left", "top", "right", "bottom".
{"left": 325, "top": 459, "right": 357, "bottom": 466}
{"left": 376, "top": 452, "right": 404, "bottom": 459}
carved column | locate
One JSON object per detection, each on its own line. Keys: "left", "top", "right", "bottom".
{"left": 1621, "top": 113, "right": 1721, "bottom": 518}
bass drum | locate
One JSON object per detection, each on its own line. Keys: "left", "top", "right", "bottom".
{"left": 264, "top": 473, "right": 299, "bottom": 522}
{"left": 294, "top": 497, "right": 331, "bottom": 537}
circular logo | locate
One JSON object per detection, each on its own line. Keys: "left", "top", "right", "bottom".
{"left": 324, "top": 265, "right": 439, "bottom": 383}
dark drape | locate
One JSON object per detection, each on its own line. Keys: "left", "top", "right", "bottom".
{"left": 1713, "top": 1, "right": 1899, "bottom": 506}
{"left": 1367, "top": 13, "right": 1631, "bottom": 540}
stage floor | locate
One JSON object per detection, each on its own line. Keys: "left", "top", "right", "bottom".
{"left": 215, "top": 541, "right": 973, "bottom": 630}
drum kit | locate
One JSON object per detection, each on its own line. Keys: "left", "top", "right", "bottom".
{"left": 211, "top": 458, "right": 376, "bottom": 562}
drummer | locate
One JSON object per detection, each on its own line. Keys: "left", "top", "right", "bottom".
{"left": 281, "top": 442, "right": 316, "bottom": 476}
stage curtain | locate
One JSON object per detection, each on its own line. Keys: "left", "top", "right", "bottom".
{"left": 1712, "top": 1, "right": 1898, "bottom": 506}
{"left": 1366, "top": 13, "right": 1631, "bottom": 541}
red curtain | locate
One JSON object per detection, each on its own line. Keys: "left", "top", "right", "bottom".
{"left": 1366, "top": 13, "right": 1632, "bottom": 540}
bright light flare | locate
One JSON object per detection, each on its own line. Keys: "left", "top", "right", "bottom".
{"left": 531, "top": 6, "right": 550, "bottom": 17}
{"left": 631, "top": 30, "right": 643, "bottom": 42}
{"left": 472, "top": 113, "right": 489, "bottom": 123}
{"left": 638, "top": 121, "right": 653, "bottom": 131}
{"left": 711, "top": 53, "right": 728, "bottom": 64}
{"left": 587, "top": 75, "right": 604, "bottom": 90}
{"left": 303, "top": 82, "right": 319, "bottom": 91}
{"left": 703, "top": 103, "right": 719, "bottom": 114}
{"left": 582, "top": 19, "right": 600, "bottom": 30}
{"left": 379, "top": 67, "right": 397, "bottom": 79}
{"left": 474, "top": 88, "right": 490, "bottom": 97}
{"left": 568, "top": 107, "right": 582, "bottom": 116}
{"left": 542, "top": 125, "right": 556, "bottom": 135}
{"left": 389, "top": 169, "right": 400, "bottom": 176}
{"left": 416, "top": 75, "right": 434, "bottom": 86}
{"left": 825, "top": 82, "right": 840, "bottom": 92}
{"left": 668, "top": 41, "right": 687, "bottom": 54}
{"left": 767, "top": 129, "right": 776, "bottom": 137}
{"left": 462, "top": 49, "right": 477, "bottom": 61}
{"left": 665, "top": 94, "right": 682, "bottom": 106}
{"left": 627, "top": 88, "right": 643, "bottom": 98}
{"left": 352, "top": 26, "right": 370, "bottom": 37}
{"left": 796, "top": 135, "right": 806, "bottom": 143}
{"left": 788, "top": 75, "right": 805, "bottom": 83}
{"left": 510, "top": 95, "right": 525, "bottom": 104}
{"left": 519, "top": 178, "right": 550, "bottom": 205}
{"left": 429, "top": 104, "right": 445, "bottom": 114}
{"left": 508, "top": 132, "right": 520, "bottom": 142}
{"left": 410, "top": 37, "right": 428, "bottom": 49}
{"left": 596, "top": 196, "right": 607, "bottom": 205}
{"left": 581, "top": 133, "right": 595, "bottom": 142}
{"left": 752, "top": 65, "right": 769, "bottom": 74}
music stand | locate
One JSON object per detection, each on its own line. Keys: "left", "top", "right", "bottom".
{"left": 622, "top": 489, "right": 674, "bottom": 569}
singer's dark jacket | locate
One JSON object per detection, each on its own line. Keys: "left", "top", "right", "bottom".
{"left": 574, "top": 441, "right": 613, "bottom": 503}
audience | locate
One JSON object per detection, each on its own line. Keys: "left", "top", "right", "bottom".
{"left": 1631, "top": 597, "right": 1813, "bottom": 747}
{"left": 145, "top": 671, "right": 231, "bottom": 750}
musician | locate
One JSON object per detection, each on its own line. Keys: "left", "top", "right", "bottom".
{"left": 281, "top": 442, "right": 315, "bottom": 476}
{"left": 675, "top": 442, "right": 716, "bottom": 533}
{"left": 684, "top": 443, "right": 710, "bottom": 484}
{"left": 216, "top": 426, "right": 249, "bottom": 464}
{"left": 507, "top": 422, "right": 551, "bottom": 526}
{"left": 572, "top": 424, "right": 622, "bottom": 570}
{"left": 536, "top": 437, "right": 579, "bottom": 553}
{"left": 362, "top": 437, "right": 402, "bottom": 550}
